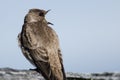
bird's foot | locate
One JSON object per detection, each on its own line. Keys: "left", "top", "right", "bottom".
{"left": 29, "top": 68, "right": 38, "bottom": 71}
{"left": 29, "top": 68, "right": 41, "bottom": 73}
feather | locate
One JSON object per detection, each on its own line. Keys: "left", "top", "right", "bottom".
{"left": 18, "top": 9, "right": 66, "bottom": 80}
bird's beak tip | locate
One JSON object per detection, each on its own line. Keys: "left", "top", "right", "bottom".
{"left": 45, "top": 9, "right": 51, "bottom": 14}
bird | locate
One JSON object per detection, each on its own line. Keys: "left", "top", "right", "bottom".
{"left": 18, "top": 8, "right": 66, "bottom": 80}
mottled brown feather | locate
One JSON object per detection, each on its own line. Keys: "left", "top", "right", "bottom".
{"left": 18, "top": 9, "right": 66, "bottom": 80}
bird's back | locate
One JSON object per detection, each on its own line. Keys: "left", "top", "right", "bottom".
{"left": 19, "top": 21, "right": 66, "bottom": 80}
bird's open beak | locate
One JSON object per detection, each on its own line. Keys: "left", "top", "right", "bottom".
{"left": 45, "top": 9, "right": 51, "bottom": 15}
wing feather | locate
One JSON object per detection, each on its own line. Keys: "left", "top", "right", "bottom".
{"left": 18, "top": 22, "right": 66, "bottom": 80}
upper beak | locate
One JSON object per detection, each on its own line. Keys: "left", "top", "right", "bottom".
{"left": 45, "top": 9, "right": 51, "bottom": 14}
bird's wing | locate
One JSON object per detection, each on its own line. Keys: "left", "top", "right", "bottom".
{"left": 18, "top": 32, "right": 35, "bottom": 66}
{"left": 29, "top": 47, "right": 65, "bottom": 80}
{"left": 28, "top": 47, "right": 52, "bottom": 80}
{"left": 19, "top": 23, "right": 66, "bottom": 80}
{"left": 58, "top": 49, "right": 66, "bottom": 80}
{"left": 18, "top": 30, "right": 52, "bottom": 80}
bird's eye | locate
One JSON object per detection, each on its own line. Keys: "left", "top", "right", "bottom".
{"left": 39, "top": 12, "right": 44, "bottom": 16}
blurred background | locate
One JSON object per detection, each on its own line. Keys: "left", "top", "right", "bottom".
{"left": 0, "top": 0, "right": 120, "bottom": 73}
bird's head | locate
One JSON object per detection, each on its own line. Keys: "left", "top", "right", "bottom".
{"left": 24, "top": 9, "right": 50, "bottom": 23}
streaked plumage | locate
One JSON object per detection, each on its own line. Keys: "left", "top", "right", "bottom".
{"left": 18, "top": 9, "right": 66, "bottom": 80}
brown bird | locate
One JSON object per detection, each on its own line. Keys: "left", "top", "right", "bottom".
{"left": 18, "top": 9, "right": 66, "bottom": 80}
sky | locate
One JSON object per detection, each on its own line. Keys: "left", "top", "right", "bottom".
{"left": 0, "top": 0, "right": 120, "bottom": 73}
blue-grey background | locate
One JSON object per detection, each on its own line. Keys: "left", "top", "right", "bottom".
{"left": 0, "top": 0, "right": 120, "bottom": 73}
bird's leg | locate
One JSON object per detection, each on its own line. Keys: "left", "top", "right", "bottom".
{"left": 29, "top": 68, "right": 41, "bottom": 73}
{"left": 29, "top": 68, "right": 38, "bottom": 71}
